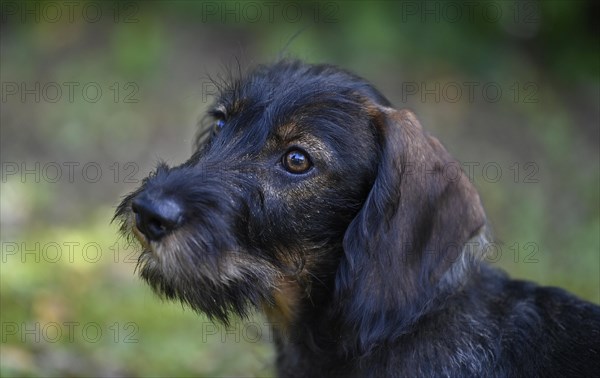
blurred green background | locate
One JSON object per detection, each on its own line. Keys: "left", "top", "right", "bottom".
{"left": 1, "top": 1, "right": 598, "bottom": 376}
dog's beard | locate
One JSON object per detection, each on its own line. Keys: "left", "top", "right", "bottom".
{"left": 115, "top": 209, "right": 278, "bottom": 324}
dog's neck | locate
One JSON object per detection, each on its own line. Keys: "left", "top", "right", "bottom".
{"left": 262, "top": 246, "right": 486, "bottom": 358}
{"left": 262, "top": 276, "right": 303, "bottom": 335}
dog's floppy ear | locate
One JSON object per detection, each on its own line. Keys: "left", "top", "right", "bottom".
{"left": 336, "top": 106, "right": 486, "bottom": 351}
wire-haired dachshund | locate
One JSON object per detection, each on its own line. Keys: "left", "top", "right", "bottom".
{"left": 115, "top": 60, "right": 600, "bottom": 377}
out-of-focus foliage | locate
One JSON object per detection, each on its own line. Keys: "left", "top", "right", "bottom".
{"left": 1, "top": 1, "right": 598, "bottom": 376}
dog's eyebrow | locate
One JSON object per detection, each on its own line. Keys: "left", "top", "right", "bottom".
{"left": 269, "top": 122, "right": 332, "bottom": 159}
{"left": 271, "top": 122, "right": 321, "bottom": 146}
{"left": 210, "top": 96, "right": 246, "bottom": 119}
{"left": 213, "top": 104, "right": 227, "bottom": 116}
{"left": 274, "top": 122, "right": 301, "bottom": 141}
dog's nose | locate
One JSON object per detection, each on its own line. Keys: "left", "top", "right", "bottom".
{"left": 131, "top": 194, "right": 183, "bottom": 241}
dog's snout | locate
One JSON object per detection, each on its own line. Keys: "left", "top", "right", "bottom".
{"left": 131, "top": 194, "right": 183, "bottom": 241}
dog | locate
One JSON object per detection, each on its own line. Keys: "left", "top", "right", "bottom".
{"left": 115, "top": 60, "right": 600, "bottom": 377}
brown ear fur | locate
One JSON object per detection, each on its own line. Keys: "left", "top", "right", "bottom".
{"left": 336, "top": 107, "right": 486, "bottom": 351}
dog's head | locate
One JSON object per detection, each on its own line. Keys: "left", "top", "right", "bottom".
{"left": 115, "top": 60, "right": 486, "bottom": 339}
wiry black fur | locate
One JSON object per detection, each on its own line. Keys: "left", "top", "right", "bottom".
{"left": 115, "top": 60, "right": 600, "bottom": 377}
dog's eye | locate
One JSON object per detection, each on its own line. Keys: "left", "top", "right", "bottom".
{"left": 209, "top": 107, "right": 227, "bottom": 135}
{"left": 213, "top": 118, "right": 225, "bottom": 134}
{"left": 282, "top": 149, "right": 312, "bottom": 174}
